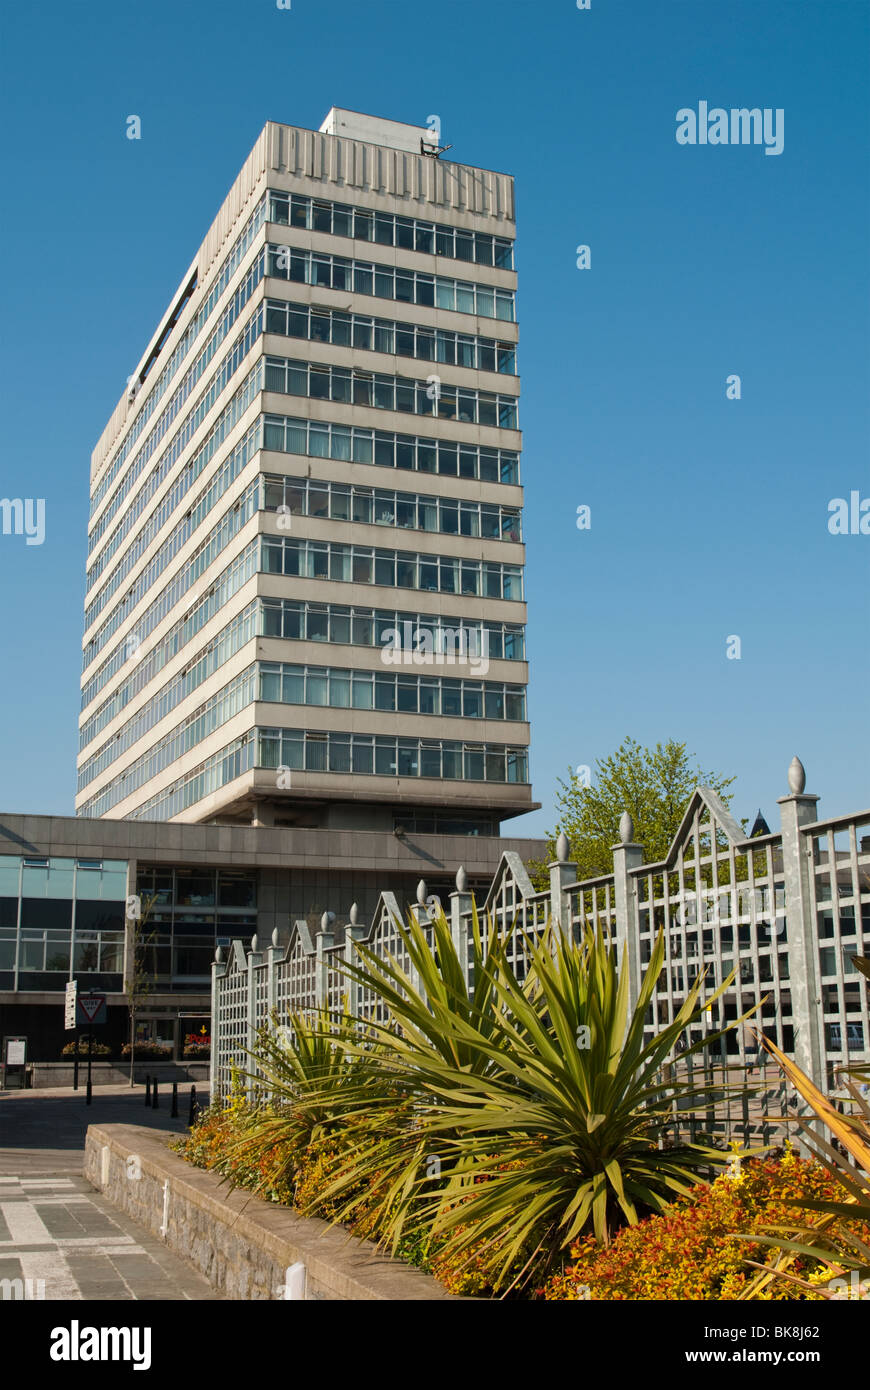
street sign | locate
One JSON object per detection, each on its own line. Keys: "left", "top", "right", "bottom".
{"left": 76, "top": 994, "right": 107, "bottom": 1027}
{"left": 64, "top": 981, "right": 78, "bottom": 1030}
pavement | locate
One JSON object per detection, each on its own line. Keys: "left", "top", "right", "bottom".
{"left": 0, "top": 1083, "right": 221, "bottom": 1300}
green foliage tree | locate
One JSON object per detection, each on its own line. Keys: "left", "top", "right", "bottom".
{"left": 530, "top": 737, "right": 737, "bottom": 887}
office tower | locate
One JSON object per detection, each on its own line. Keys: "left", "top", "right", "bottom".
{"left": 77, "top": 110, "right": 532, "bottom": 835}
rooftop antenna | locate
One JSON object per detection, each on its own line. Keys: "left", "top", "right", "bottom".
{"left": 420, "top": 137, "right": 452, "bottom": 158}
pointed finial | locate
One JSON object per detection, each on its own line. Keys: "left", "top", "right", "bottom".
{"left": 215, "top": 945, "right": 224, "bottom": 963}
{"left": 456, "top": 865, "right": 468, "bottom": 892}
{"left": 416, "top": 879, "right": 427, "bottom": 905}
{"left": 271, "top": 927, "right": 280, "bottom": 948}
{"left": 349, "top": 902, "right": 359, "bottom": 925}
{"left": 556, "top": 831, "right": 569, "bottom": 862}
{"left": 250, "top": 933, "right": 259, "bottom": 953}
{"left": 619, "top": 811, "right": 634, "bottom": 845}
{"left": 320, "top": 911, "right": 330, "bottom": 933}
{"left": 787, "top": 756, "right": 806, "bottom": 795}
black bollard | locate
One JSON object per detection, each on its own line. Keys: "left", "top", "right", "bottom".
{"left": 145, "top": 1075, "right": 151, "bottom": 1107}
{"left": 188, "top": 1085, "right": 197, "bottom": 1128}
{"left": 152, "top": 1078, "right": 158, "bottom": 1110}
{"left": 171, "top": 1081, "right": 178, "bottom": 1118}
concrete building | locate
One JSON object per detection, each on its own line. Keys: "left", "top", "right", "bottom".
{"left": 77, "top": 108, "right": 534, "bottom": 836}
{"left": 0, "top": 112, "right": 547, "bottom": 1070}
{"left": 0, "top": 812, "right": 544, "bottom": 1068}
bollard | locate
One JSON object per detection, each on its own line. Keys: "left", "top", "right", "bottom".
{"left": 188, "top": 1085, "right": 197, "bottom": 1128}
{"left": 152, "top": 1079, "right": 159, "bottom": 1110}
{"left": 171, "top": 1081, "right": 178, "bottom": 1118}
{"left": 145, "top": 1075, "right": 151, "bottom": 1107}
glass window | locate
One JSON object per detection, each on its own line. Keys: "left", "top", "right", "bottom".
{"left": 330, "top": 610, "right": 351, "bottom": 644}
{"left": 282, "top": 667, "right": 304, "bottom": 704}
{"left": 375, "top": 677, "right": 396, "bottom": 711}
{"left": 375, "top": 739, "right": 397, "bottom": 775}
{"left": 486, "top": 689, "right": 505, "bottom": 720}
{"left": 397, "top": 741, "right": 418, "bottom": 777}
{"left": 375, "top": 270, "right": 393, "bottom": 299}
{"left": 463, "top": 685, "right": 483, "bottom": 718}
{"left": 464, "top": 746, "right": 485, "bottom": 780}
{"left": 353, "top": 492, "right": 373, "bottom": 525}
{"left": 354, "top": 210, "right": 373, "bottom": 241}
{"left": 260, "top": 666, "right": 282, "bottom": 702}
{"left": 486, "top": 751, "right": 506, "bottom": 782}
{"left": 435, "top": 281, "right": 455, "bottom": 311}
{"left": 305, "top": 735, "right": 328, "bottom": 771}
{"left": 352, "top": 674, "right": 373, "bottom": 710}
{"left": 332, "top": 313, "right": 352, "bottom": 347}
{"left": 420, "top": 743, "right": 441, "bottom": 778}
{"left": 307, "top": 608, "right": 328, "bottom": 641}
{"left": 395, "top": 217, "right": 415, "bottom": 250}
{"left": 415, "top": 225, "right": 434, "bottom": 254}
{"left": 352, "top": 739, "right": 374, "bottom": 774}
{"left": 375, "top": 214, "right": 394, "bottom": 245}
{"left": 353, "top": 320, "right": 372, "bottom": 351}
{"left": 397, "top": 679, "right": 418, "bottom": 713}
{"left": 354, "top": 265, "right": 373, "bottom": 295}
{"left": 330, "top": 672, "right": 351, "bottom": 708}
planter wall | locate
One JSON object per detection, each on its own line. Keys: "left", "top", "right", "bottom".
{"left": 84, "top": 1123, "right": 457, "bottom": 1302}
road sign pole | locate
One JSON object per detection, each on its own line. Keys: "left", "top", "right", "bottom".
{"left": 73, "top": 1027, "right": 80, "bottom": 1091}
{"left": 86, "top": 1031, "right": 93, "bottom": 1106}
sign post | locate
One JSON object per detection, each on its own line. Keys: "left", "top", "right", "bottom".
{"left": 75, "top": 993, "right": 107, "bottom": 1107}
{"left": 64, "top": 982, "right": 79, "bottom": 1090}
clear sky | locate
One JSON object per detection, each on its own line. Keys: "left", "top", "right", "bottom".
{"left": 0, "top": 0, "right": 867, "bottom": 839}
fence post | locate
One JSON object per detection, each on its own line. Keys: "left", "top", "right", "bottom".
{"left": 548, "top": 833, "right": 577, "bottom": 942}
{"left": 408, "top": 882, "right": 430, "bottom": 996}
{"left": 267, "top": 928, "right": 281, "bottom": 1019}
{"left": 612, "top": 811, "right": 644, "bottom": 1017}
{"left": 346, "top": 903, "right": 367, "bottom": 1018}
{"left": 210, "top": 947, "right": 223, "bottom": 1104}
{"left": 315, "top": 915, "right": 334, "bottom": 1010}
{"left": 450, "top": 866, "right": 473, "bottom": 988}
{"left": 777, "top": 757, "right": 825, "bottom": 1093}
{"left": 245, "top": 935, "right": 262, "bottom": 1102}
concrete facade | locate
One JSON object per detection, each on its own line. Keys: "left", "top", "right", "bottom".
{"left": 77, "top": 109, "right": 534, "bottom": 834}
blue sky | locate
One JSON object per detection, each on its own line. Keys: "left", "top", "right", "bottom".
{"left": 0, "top": 0, "right": 867, "bottom": 838}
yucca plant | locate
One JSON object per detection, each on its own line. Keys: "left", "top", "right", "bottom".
{"left": 739, "top": 997, "right": 870, "bottom": 1300}
{"left": 306, "top": 908, "right": 753, "bottom": 1291}
{"left": 220, "top": 1006, "right": 400, "bottom": 1201}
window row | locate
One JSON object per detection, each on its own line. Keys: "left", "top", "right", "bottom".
{"left": 264, "top": 299, "right": 516, "bottom": 374}
{"left": 262, "top": 411, "right": 519, "bottom": 483}
{"left": 85, "top": 368, "right": 263, "bottom": 627}
{"left": 82, "top": 459, "right": 260, "bottom": 672}
{"left": 81, "top": 535, "right": 258, "bottom": 713}
{"left": 90, "top": 268, "right": 265, "bottom": 557}
{"left": 268, "top": 191, "right": 514, "bottom": 268}
{"left": 89, "top": 312, "right": 264, "bottom": 586}
{"left": 260, "top": 728, "right": 529, "bottom": 784}
{"left": 260, "top": 598, "right": 525, "bottom": 660}
{"left": 262, "top": 537, "right": 524, "bottom": 600}
{"left": 91, "top": 198, "right": 268, "bottom": 518}
{"left": 78, "top": 604, "right": 259, "bottom": 790}
{"left": 263, "top": 474, "right": 522, "bottom": 542}
{"left": 0, "top": 929, "right": 125, "bottom": 974}
{"left": 79, "top": 669, "right": 258, "bottom": 819}
{"left": 267, "top": 245, "right": 515, "bottom": 321}
{"left": 258, "top": 662, "right": 526, "bottom": 720}
{"left": 263, "top": 356, "right": 518, "bottom": 429}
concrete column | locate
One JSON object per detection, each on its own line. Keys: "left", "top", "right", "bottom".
{"left": 245, "top": 935, "right": 263, "bottom": 1101}
{"left": 612, "top": 812, "right": 644, "bottom": 1017}
{"left": 548, "top": 833, "right": 577, "bottom": 943}
{"left": 777, "top": 757, "right": 824, "bottom": 1090}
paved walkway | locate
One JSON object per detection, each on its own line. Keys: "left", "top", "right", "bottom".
{"left": 0, "top": 1084, "right": 221, "bottom": 1300}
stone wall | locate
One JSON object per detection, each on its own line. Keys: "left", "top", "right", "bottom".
{"left": 84, "top": 1123, "right": 456, "bottom": 1301}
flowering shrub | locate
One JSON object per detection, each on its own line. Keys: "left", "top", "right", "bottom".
{"left": 121, "top": 1041, "right": 172, "bottom": 1059}
{"left": 61, "top": 1035, "right": 111, "bottom": 1057}
{"left": 537, "top": 1148, "right": 870, "bottom": 1300}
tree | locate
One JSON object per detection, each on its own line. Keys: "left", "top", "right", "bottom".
{"left": 530, "top": 737, "right": 737, "bottom": 887}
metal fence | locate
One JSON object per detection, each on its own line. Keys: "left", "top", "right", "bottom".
{"left": 211, "top": 757, "right": 869, "bottom": 1146}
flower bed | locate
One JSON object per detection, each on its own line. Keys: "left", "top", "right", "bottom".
{"left": 175, "top": 1101, "right": 864, "bottom": 1300}
{"left": 536, "top": 1149, "right": 870, "bottom": 1300}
